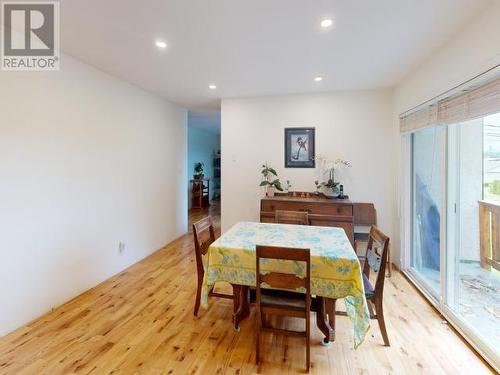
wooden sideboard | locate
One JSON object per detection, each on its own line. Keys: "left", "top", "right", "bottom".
{"left": 260, "top": 195, "right": 355, "bottom": 243}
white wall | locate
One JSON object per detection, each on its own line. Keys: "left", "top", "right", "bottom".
{"left": 221, "top": 90, "right": 396, "bottom": 243}
{"left": 395, "top": 1, "right": 500, "bottom": 113}
{"left": 0, "top": 55, "right": 187, "bottom": 336}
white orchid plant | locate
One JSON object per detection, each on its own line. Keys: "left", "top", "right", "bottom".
{"left": 314, "top": 155, "right": 351, "bottom": 192}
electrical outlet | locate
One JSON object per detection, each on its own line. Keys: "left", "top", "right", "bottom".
{"left": 118, "top": 241, "right": 125, "bottom": 254}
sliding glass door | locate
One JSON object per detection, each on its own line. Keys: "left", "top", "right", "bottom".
{"left": 446, "top": 113, "right": 500, "bottom": 359}
{"left": 403, "top": 76, "right": 500, "bottom": 370}
{"left": 411, "top": 128, "right": 443, "bottom": 296}
{"left": 407, "top": 114, "right": 500, "bottom": 369}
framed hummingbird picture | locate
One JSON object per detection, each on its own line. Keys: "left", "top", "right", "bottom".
{"left": 284, "top": 127, "right": 315, "bottom": 168}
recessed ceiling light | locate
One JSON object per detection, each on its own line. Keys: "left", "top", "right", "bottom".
{"left": 320, "top": 19, "right": 333, "bottom": 28}
{"left": 155, "top": 40, "right": 167, "bottom": 49}
{"left": 314, "top": 76, "right": 323, "bottom": 82}
{"left": 209, "top": 84, "right": 217, "bottom": 90}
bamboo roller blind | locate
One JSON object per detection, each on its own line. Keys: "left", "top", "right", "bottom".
{"left": 400, "top": 76, "right": 500, "bottom": 133}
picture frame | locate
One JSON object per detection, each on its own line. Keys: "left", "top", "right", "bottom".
{"left": 284, "top": 127, "right": 315, "bottom": 168}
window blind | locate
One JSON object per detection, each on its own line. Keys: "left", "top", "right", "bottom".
{"left": 400, "top": 76, "right": 500, "bottom": 133}
{"left": 400, "top": 103, "right": 438, "bottom": 134}
{"left": 438, "top": 78, "right": 500, "bottom": 125}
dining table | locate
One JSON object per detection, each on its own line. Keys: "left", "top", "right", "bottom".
{"left": 201, "top": 221, "right": 371, "bottom": 348}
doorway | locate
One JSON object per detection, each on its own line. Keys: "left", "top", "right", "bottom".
{"left": 187, "top": 110, "right": 221, "bottom": 221}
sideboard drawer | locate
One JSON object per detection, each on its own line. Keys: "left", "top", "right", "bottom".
{"left": 329, "top": 204, "right": 353, "bottom": 216}
{"left": 261, "top": 200, "right": 353, "bottom": 216}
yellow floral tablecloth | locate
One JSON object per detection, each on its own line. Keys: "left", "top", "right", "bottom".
{"left": 201, "top": 221, "right": 370, "bottom": 348}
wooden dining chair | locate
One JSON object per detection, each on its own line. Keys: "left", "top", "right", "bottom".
{"left": 331, "top": 226, "right": 391, "bottom": 346}
{"left": 353, "top": 203, "right": 391, "bottom": 277}
{"left": 192, "top": 216, "right": 232, "bottom": 316}
{"left": 275, "top": 210, "right": 309, "bottom": 225}
{"left": 255, "top": 245, "right": 311, "bottom": 372}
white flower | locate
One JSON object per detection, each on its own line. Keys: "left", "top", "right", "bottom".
{"left": 314, "top": 155, "right": 351, "bottom": 173}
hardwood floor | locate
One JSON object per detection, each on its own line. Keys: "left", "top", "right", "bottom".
{"left": 0, "top": 203, "right": 494, "bottom": 374}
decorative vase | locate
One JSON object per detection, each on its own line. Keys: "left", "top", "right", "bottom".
{"left": 323, "top": 185, "right": 340, "bottom": 199}
{"left": 266, "top": 186, "right": 275, "bottom": 197}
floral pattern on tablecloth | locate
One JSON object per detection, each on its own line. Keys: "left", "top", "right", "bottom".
{"left": 201, "top": 221, "right": 370, "bottom": 348}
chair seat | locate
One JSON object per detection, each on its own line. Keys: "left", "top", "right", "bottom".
{"left": 261, "top": 289, "right": 306, "bottom": 310}
{"left": 362, "top": 273, "right": 375, "bottom": 299}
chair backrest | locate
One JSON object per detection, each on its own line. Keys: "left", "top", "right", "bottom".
{"left": 363, "top": 226, "right": 390, "bottom": 296}
{"left": 256, "top": 245, "right": 311, "bottom": 298}
{"left": 192, "top": 216, "right": 216, "bottom": 276}
{"left": 275, "top": 210, "right": 309, "bottom": 225}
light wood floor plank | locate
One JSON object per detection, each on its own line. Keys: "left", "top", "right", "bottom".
{"left": 0, "top": 205, "right": 494, "bottom": 374}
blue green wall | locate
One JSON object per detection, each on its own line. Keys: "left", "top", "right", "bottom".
{"left": 188, "top": 124, "right": 220, "bottom": 208}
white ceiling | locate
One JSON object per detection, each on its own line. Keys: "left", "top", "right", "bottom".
{"left": 60, "top": 0, "right": 492, "bottom": 110}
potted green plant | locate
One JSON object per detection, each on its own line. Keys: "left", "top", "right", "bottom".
{"left": 259, "top": 163, "right": 283, "bottom": 197}
{"left": 194, "top": 162, "right": 204, "bottom": 179}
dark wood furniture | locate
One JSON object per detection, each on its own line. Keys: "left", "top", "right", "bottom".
{"left": 353, "top": 204, "right": 376, "bottom": 259}
{"left": 260, "top": 195, "right": 354, "bottom": 243}
{"left": 192, "top": 216, "right": 232, "bottom": 316}
{"left": 191, "top": 179, "right": 210, "bottom": 209}
{"left": 333, "top": 226, "right": 391, "bottom": 346}
{"left": 353, "top": 203, "right": 377, "bottom": 225}
{"left": 353, "top": 203, "right": 391, "bottom": 277}
{"left": 232, "top": 286, "right": 335, "bottom": 345}
{"left": 275, "top": 210, "right": 309, "bottom": 225}
{"left": 213, "top": 151, "right": 221, "bottom": 201}
{"left": 255, "top": 245, "right": 311, "bottom": 371}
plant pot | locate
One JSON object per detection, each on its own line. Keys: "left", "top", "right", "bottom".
{"left": 194, "top": 174, "right": 204, "bottom": 180}
{"left": 323, "top": 185, "right": 340, "bottom": 199}
{"left": 266, "top": 186, "right": 275, "bottom": 197}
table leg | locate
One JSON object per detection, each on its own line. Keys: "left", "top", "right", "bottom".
{"left": 325, "top": 298, "right": 337, "bottom": 331}
{"left": 231, "top": 284, "right": 250, "bottom": 331}
{"left": 316, "top": 297, "right": 335, "bottom": 345}
{"left": 241, "top": 286, "right": 250, "bottom": 318}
